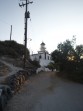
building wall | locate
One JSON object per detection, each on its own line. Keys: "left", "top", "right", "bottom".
{"left": 30, "top": 54, "right": 39, "bottom": 61}
{"left": 40, "top": 59, "right": 51, "bottom": 66}
{"left": 30, "top": 53, "right": 52, "bottom": 67}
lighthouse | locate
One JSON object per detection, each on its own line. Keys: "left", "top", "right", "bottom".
{"left": 40, "top": 42, "right": 46, "bottom": 52}
{"left": 30, "top": 42, "right": 53, "bottom": 67}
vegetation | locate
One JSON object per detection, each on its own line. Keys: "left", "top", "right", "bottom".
{"left": 29, "top": 59, "right": 40, "bottom": 68}
{"left": 47, "top": 62, "right": 55, "bottom": 71}
{"left": 0, "top": 40, "right": 29, "bottom": 59}
{"left": 51, "top": 37, "right": 83, "bottom": 83}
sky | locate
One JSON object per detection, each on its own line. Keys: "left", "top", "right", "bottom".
{"left": 0, "top": 0, "right": 83, "bottom": 54}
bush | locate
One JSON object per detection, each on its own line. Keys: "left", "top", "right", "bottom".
{"left": 29, "top": 59, "right": 40, "bottom": 68}
{"left": 0, "top": 40, "right": 29, "bottom": 59}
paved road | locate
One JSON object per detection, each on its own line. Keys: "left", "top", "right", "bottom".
{"left": 4, "top": 72, "right": 83, "bottom": 111}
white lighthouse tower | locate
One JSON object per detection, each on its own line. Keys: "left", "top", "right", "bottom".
{"left": 40, "top": 42, "right": 46, "bottom": 52}
{"left": 30, "top": 42, "right": 52, "bottom": 67}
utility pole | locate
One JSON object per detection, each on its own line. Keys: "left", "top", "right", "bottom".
{"left": 19, "top": 0, "right": 33, "bottom": 68}
{"left": 10, "top": 25, "right": 12, "bottom": 41}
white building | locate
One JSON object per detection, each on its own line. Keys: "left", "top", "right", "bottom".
{"left": 30, "top": 42, "right": 52, "bottom": 67}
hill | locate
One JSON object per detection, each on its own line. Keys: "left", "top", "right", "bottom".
{"left": 0, "top": 40, "right": 40, "bottom": 69}
{"left": 0, "top": 40, "right": 29, "bottom": 58}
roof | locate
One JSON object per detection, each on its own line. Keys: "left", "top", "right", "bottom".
{"left": 31, "top": 54, "right": 38, "bottom": 56}
{"left": 40, "top": 42, "right": 45, "bottom": 45}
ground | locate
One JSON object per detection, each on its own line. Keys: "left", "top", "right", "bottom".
{"left": 4, "top": 72, "right": 83, "bottom": 111}
{"left": 0, "top": 62, "right": 10, "bottom": 76}
{"left": 0, "top": 58, "right": 22, "bottom": 83}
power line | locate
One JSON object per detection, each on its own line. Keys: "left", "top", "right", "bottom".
{"left": 0, "top": 18, "right": 10, "bottom": 26}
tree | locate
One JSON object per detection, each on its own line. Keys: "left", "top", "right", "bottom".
{"left": 51, "top": 37, "right": 83, "bottom": 83}
{"left": 51, "top": 50, "right": 62, "bottom": 63}
{"left": 57, "top": 40, "right": 75, "bottom": 60}
{"left": 75, "top": 45, "right": 83, "bottom": 60}
{"left": 51, "top": 39, "right": 76, "bottom": 72}
{"left": 47, "top": 62, "right": 55, "bottom": 71}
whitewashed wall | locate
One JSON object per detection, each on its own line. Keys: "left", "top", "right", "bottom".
{"left": 30, "top": 53, "right": 52, "bottom": 67}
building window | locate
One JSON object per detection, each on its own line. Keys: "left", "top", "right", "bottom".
{"left": 45, "top": 53, "right": 46, "bottom": 59}
{"left": 39, "top": 55, "right": 41, "bottom": 59}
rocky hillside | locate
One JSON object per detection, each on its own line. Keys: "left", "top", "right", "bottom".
{"left": 0, "top": 61, "right": 10, "bottom": 76}
{"left": 0, "top": 40, "right": 39, "bottom": 75}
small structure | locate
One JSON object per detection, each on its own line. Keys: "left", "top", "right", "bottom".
{"left": 30, "top": 42, "right": 53, "bottom": 67}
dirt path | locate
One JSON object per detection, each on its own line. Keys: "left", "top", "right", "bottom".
{"left": 4, "top": 72, "right": 83, "bottom": 111}
{"left": 0, "top": 59, "right": 22, "bottom": 83}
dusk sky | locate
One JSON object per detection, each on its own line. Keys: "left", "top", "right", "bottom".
{"left": 0, "top": 0, "right": 83, "bottom": 54}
